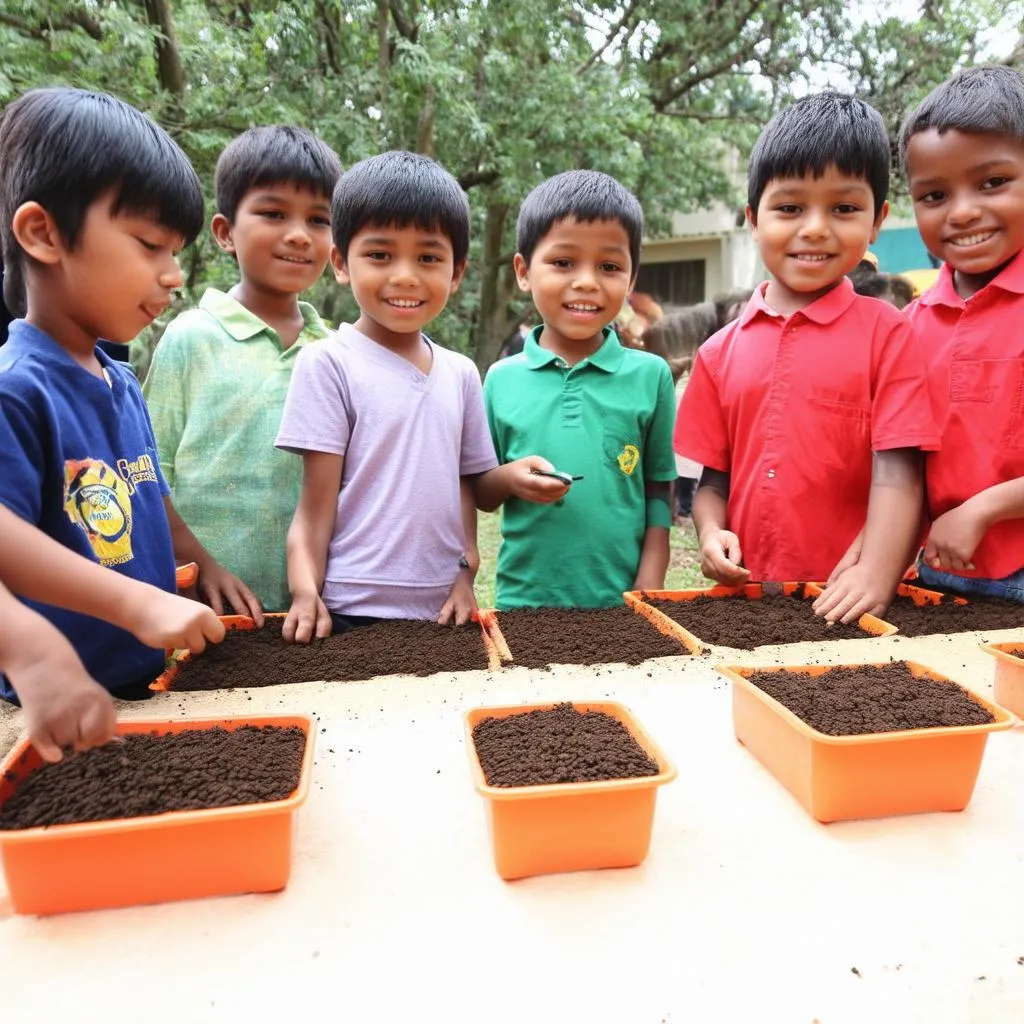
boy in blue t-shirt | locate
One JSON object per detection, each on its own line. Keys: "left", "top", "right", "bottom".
{"left": 0, "top": 87, "right": 258, "bottom": 706}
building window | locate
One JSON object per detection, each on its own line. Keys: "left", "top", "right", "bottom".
{"left": 635, "top": 260, "right": 705, "bottom": 306}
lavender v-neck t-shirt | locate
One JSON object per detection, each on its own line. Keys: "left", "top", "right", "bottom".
{"left": 276, "top": 324, "right": 497, "bottom": 618}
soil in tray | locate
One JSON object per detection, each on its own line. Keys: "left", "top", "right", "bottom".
{"left": 746, "top": 663, "right": 994, "bottom": 736}
{"left": 0, "top": 725, "right": 306, "bottom": 830}
{"left": 881, "top": 592, "right": 1022, "bottom": 637}
{"left": 642, "top": 586, "right": 868, "bottom": 649}
{"left": 173, "top": 617, "right": 489, "bottom": 690}
{"left": 472, "top": 703, "right": 660, "bottom": 786}
{"left": 494, "top": 606, "right": 687, "bottom": 668}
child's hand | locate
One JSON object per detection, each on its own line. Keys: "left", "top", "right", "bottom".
{"left": 923, "top": 502, "right": 987, "bottom": 572}
{"left": 698, "top": 529, "right": 751, "bottom": 585}
{"left": 9, "top": 637, "right": 117, "bottom": 763}
{"left": 438, "top": 571, "right": 478, "bottom": 626}
{"left": 813, "top": 563, "right": 892, "bottom": 624}
{"left": 826, "top": 530, "right": 864, "bottom": 585}
{"left": 283, "top": 592, "right": 332, "bottom": 644}
{"left": 196, "top": 560, "right": 264, "bottom": 626}
{"left": 126, "top": 591, "right": 226, "bottom": 653}
{"left": 506, "top": 456, "right": 572, "bottom": 504}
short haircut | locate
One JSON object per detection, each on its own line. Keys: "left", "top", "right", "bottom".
{"left": 331, "top": 151, "right": 470, "bottom": 264}
{"left": 748, "top": 92, "right": 890, "bottom": 218}
{"left": 899, "top": 65, "right": 1024, "bottom": 169}
{"left": 516, "top": 170, "right": 643, "bottom": 270}
{"left": 0, "top": 87, "right": 203, "bottom": 316}
{"left": 215, "top": 125, "right": 342, "bottom": 223}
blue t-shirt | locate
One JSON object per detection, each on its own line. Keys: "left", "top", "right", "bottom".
{"left": 0, "top": 320, "right": 175, "bottom": 700}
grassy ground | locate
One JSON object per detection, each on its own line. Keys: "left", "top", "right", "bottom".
{"left": 474, "top": 511, "right": 706, "bottom": 608}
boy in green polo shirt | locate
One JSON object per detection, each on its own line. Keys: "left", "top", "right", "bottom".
{"left": 144, "top": 126, "right": 342, "bottom": 612}
{"left": 482, "top": 170, "right": 677, "bottom": 608}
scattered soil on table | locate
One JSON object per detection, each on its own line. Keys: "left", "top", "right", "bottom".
{"left": 472, "top": 703, "right": 660, "bottom": 786}
{"left": 494, "top": 606, "right": 688, "bottom": 668}
{"left": 643, "top": 586, "right": 869, "bottom": 649}
{"left": 881, "top": 592, "right": 1023, "bottom": 637}
{"left": 746, "top": 663, "right": 994, "bottom": 736}
{"left": 0, "top": 725, "right": 306, "bottom": 829}
{"left": 172, "top": 617, "right": 489, "bottom": 691}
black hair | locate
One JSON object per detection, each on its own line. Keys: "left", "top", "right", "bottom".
{"left": 0, "top": 87, "right": 203, "bottom": 317}
{"left": 899, "top": 65, "right": 1024, "bottom": 169}
{"left": 516, "top": 170, "right": 643, "bottom": 270}
{"left": 748, "top": 92, "right": 890, "bottom": 218}
{"left": 215, "top": 125, "right": 342, "bottom": 223}
{"left": 331, "top": 151, "right": 470, "bottom": 264}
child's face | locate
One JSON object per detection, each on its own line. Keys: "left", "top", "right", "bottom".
{"left": 332, "top": 223, "right": 464, "bottom": 347}
{"left": 513, "top": 217, "right": 633, "bottom": 354}
{"left": 905, "top": 128, "right": 1024, "bottom": 296}
{"left": 212, "top": 182, "right": 332, "bottom": 298}
{"left": 15, "top": 190, "right": 184, "bottom": 351}
{"left": 749, "top": 165, "right": 886, "bottom": 314}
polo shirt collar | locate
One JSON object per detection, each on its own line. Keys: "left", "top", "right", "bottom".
{"left": 920, "top": 249, "right": 1024, "bottom": 309}
{"left": 199, "top": 288, "right": 327, "bottom": 342}
{"left": 739, "top": 276, "right": 856, "bottom": 327}
{"left": 523, "top": 326, "right": 625, "bottom": 373}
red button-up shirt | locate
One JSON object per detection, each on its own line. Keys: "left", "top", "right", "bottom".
{"left": 907, "top": 251, "right": 1024, "bottom": 580}
{"left": 676, "top": 279, "right": 939, "bottom": 582}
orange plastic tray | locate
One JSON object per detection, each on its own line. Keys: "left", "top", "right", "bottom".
{"left": 175, "top": 561, "right": 198, "bottom": 589}
{"left": 718, "top": 661, "right": 1014, "bottom": 823}
{"left": 980, "top": 641, "right": 1024, "bottom": 718}
{"left": 625, "top": 582, "right": 896, "bottom": 653}
{"left": 465, "top": 701, "right": 677, "bottom": 880}
{"left": 896, "top": 581, "right": 969, "bottom": 608}
{"left": 0, "top": 714, "right": 315, "bottom": 915}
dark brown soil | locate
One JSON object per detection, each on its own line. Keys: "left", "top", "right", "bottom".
{"left": 472, "top": 703, "right": 660, "bottom": 786}
{"left": 494, "top": 606, "right": 688, "bottom": 668}
{"left": 746, "top": 663, "right": 994, "bottom": 736}
{"left": 0, "top": 725, "right": 306, "bottom": 830}
{"left": 643, "top": 586, "right": 869, "bottom": 649}
{"left": 173, "top": 617, "right": 489, "bottom": 690}
{"left": 881, "top": 592, "right": 1023, "bottom": 637}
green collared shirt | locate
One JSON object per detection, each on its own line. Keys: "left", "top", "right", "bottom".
{"left": 143, "top": 288, "right": 329, "bottom": 611}
{"left": 483, "top": 327, "right": 677, "bottom": 609}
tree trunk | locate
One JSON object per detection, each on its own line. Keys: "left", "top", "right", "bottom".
{"left": 377, "top": 0, "right": 389, "bottom": 135}
{"left": 472, "top": 201, "right": 518, "bottom": 372}
{"left": 144, "top": 0, "right": 186, "bottom": 96}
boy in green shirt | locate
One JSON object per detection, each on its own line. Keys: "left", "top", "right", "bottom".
{"left": 483, "top": 170, "right": 677, "bottom": 608}
{"left": 144, "top": 126, "right": 342, "bottom": 612}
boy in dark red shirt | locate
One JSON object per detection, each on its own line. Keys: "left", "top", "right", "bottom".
{"left": 902, "top": 66, "right": 1024, "bottom": 602}
{"left": 676, "top": 93, "right": 939, "bottom": 623}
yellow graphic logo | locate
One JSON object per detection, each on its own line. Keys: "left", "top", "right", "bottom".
{"left": 63, "top": 459, "right": 134, "bottom": 566}
{"left": 617, "top": 444, "right": 640, "bottom": 476}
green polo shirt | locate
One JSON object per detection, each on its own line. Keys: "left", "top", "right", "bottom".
{"left": 484, "top": 327, "right": 677, "bottom": 609}
{"left": 143, "top": 288, "right": 329, "bottom": 611}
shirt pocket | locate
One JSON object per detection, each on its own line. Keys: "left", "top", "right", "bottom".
{"left": 601, "top": 421, "right": 643, "bottom": 479}
{"left": 804, "top": 396, "right": 871, "bottom": 474}
{"left": 949, "top": 359, "right": 1024, "bottom": 451}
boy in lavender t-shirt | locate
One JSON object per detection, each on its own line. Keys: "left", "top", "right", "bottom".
{"left": 276, "top": 152, "right": 565, "bottom": 642}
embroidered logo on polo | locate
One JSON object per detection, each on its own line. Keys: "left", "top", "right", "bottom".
{"left": 617, "top": 443, "right": 640, "bottom": 475}
{"left": 63, "top": 456, "right": 150, "bottom": 567}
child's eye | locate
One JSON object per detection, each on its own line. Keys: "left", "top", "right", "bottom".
{"left": 916, "top": 190, "right": 945, "bottom": 204}
{"left": 550, "top": 258, "right": 573, "bottom": 269}
{"left": 774, "top": 204, "right": 801, "bottom": 215}
{"left": 310, "top": 216, "right": 331, "bottom": 227}
{"left": 365, "top": 251, "right": 390, "bottom": 261}
{"left": 136, "top": 237, "right": 161, "bottom": 252}
{"left": 419, "top": 254, "right": 441, "bottom": 264}
{"left": 981, "top": 176, "right": 1010, "bottom": 191}
{"left": 599, "top": 262, "right": 623, "bottom": 273}
{"left": 258, "top": 210, "right": 285, "bottom": 220}
{"left": 833, "top": 204, "right": 861, "bottom": 215}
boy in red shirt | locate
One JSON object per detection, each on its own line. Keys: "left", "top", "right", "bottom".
{"left": 902, "top": 66, "right": 1024, "bottom": 602}
{"left": 676, "top": 93, "right": 939, "bottom": 623}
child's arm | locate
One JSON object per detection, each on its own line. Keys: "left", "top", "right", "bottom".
{"left": 163, "top": 498, "right": 264, "bottom": 624}
{"left": 282, "top": 451, "right": 341, "bottom": 643}
{"left": 693, "top": 469, "right": 751, "bottom": 585}
{"left": 0, "top": 582, "right": 116, "bottom": 762}
{"left": 814, "top": 449, "right": 924, "bottom": 623}
{"left": 923, "top": 478, "right": 1024, "bottom": 572}
{"left": 438, "top": 478, "right": 480, "bottom": 625}
{"left": 631, "top": 481, "right": 672, "bottom": 591}
{"left": 0, "top": 505, "right": 225, "bottom": 652}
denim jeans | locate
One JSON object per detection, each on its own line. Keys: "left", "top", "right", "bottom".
{"left": 917, "top": 561, "right": 1024, "bottom": 603}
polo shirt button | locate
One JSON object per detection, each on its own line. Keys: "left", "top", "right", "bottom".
{"left": 556, "top": 360, "right": 567, "bottom": 369}
{"left": 767, "top": 469, "right": 776, "bottom": 478}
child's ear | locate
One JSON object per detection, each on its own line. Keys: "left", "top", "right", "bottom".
{"left": 449, "top": 259, "right": 468, "bottom": 296}
{"left": 869, "top": 200, "right": 890, "bottom": 243}
{"left": 210, "top": 213, "right": 235, "bottom": 254}
{"left": 330, "top": 245, "right": 350, "bottom": 285}
{"left": 513, "top": 253, "right": 531, "bottom": 293}
{"left": 11, "top": 202, "right": 63, "bottom": 265}
{"left": 745, "top": 205, "right": 757, "bottom": 239}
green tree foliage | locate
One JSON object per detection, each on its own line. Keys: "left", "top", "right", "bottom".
{"left": 2, "top": 1, "right": 1018, "bottom": 367}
